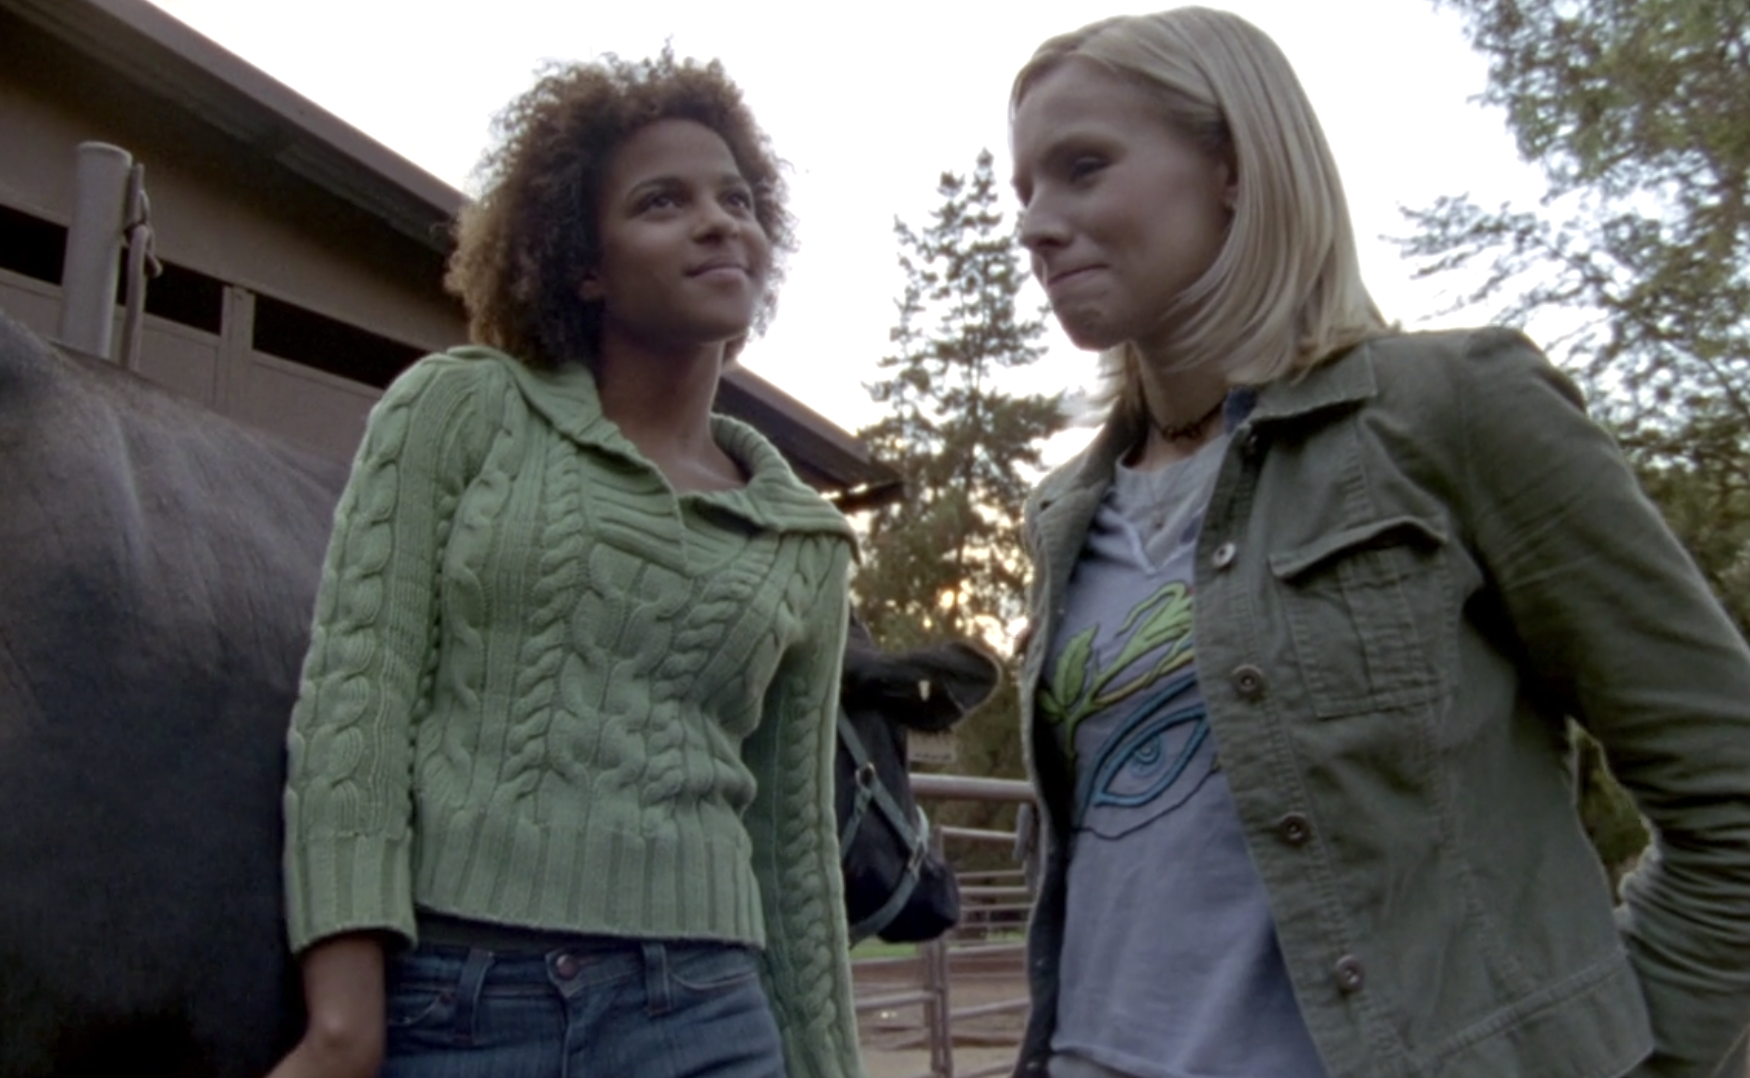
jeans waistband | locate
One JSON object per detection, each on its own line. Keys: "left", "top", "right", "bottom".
{"left": 414, "top": 911, "right": 631, "bottom": 955}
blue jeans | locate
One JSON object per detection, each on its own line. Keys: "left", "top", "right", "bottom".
{"left": 380, "top": 937, "right": 787, "bottom": 1078}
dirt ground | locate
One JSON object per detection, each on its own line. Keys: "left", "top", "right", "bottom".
{"left": 862, "top": 1043, "right": 1018, "bottom": 1078}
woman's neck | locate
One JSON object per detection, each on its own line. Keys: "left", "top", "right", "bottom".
{"left": 1128, "top": 363, "right": 1231, "bottom": 470}
{"left": 594, "top": 340, "right": 746, "bottom": 493}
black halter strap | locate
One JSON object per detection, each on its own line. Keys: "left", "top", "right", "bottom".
{"left": 836, "top": 708, "right": 932, "bottom": 944}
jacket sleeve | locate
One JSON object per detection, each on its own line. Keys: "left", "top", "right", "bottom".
{"left": 282, "top": 355, "right": 496, "bottom": 954}
{"left": 740, "top": 534, "right": 865, "bottom": 1078}
{"left": 1452, "top": 328, "right": 1750, "bottom": 1076}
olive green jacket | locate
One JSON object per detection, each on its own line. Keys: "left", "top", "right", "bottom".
{"left": 1014, "top": 328, "right": 1750, "bottom": 1078}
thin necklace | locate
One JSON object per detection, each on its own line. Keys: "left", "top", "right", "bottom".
{"left": 1150, "top": 396, "right": 1226, "bottom": 442}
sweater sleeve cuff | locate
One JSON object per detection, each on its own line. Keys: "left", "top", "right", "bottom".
{"left": 284, "top": 832, "right": 417, "bottom": 954}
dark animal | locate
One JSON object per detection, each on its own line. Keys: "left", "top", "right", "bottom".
{"left": 0, "top": 312, "right": 998, "bottom": 1078}
{"left": 837, "top": 615, "right": 999, "bottom": 943}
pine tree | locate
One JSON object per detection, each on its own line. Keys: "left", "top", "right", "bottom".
{"left": 854, "top": 149, "right": 1063, "bottom": 653}
{"left": 854, "top": 150, "right": 1064, "bottom": 800}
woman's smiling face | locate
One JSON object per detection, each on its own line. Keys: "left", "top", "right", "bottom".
{"left": 1011, "top": 58, "right": 1233, "bottom": 358}
{"left": 581, "top": 118, "right": 771, "bottom": 356}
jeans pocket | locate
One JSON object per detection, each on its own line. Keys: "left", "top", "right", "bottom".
{"left": 383, "top": 946, "right": 483, "bottom": 1048}
{"left": 665, "top": 943, "right": 762, "bottom": 995}
{"left": 643, "top": 943, "right": 784, "bottom": 1077}
{"left": 386, "top": 979, "right": 456, "bottom": 1031}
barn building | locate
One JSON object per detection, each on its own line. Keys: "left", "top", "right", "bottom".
{"left": 0, "top": 0, "right": 901, "bottom": 509}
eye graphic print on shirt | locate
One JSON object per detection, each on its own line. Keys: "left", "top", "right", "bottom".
{"left": 1038, "top": 580, "right": 1215, "bottom": 840}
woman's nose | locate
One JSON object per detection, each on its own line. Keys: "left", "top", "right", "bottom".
{"left": 695, "top": 199, "right": 742, "bottom": 239}
{"left": 1018, "top": 199, "right": 1066, "bottom": 253}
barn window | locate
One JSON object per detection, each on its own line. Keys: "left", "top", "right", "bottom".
{"left": 251, "top": 295, "right": 422, "bottom": 389}
{"left": 0, "top": 204, "right": 222, "bottom": 335}
{"left": 121, "top": 261, "right": 224, "bottom": 334}
{"left": 0, "top": 203, "right": 66, "bottom": 285}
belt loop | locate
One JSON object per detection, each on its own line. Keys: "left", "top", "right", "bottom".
{"left": 454, "top": 947, "right": 493, "bottom": 1042}
{"left": 642, "top": 941, "right": 671, "bottom": 1016}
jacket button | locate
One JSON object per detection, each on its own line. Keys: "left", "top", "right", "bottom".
{"left": 1211, "top": 541, "right": 1238, "bottom": 570}
{"left": 1241, "top": 430, "right": 1263, "bottom": 459}
{"left": 1276, "top": 812, "right": 1312, "bottom": 845}
{"left": 1230, "top": 664, "right": 1266, "bottom": 700}
{"left": 1333, "top": 955, "right": 1365, "bottom": 993}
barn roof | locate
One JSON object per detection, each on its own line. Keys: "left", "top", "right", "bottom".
{"left": 1, "top": 0, "right": 904, "bottom": 511}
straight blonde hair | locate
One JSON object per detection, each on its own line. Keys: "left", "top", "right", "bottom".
{"left": 1012, "top": 7, "right": 1387, "bottom": 418}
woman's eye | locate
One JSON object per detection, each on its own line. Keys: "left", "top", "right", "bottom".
{"left": 724, "top": 189, "right": 756, "bottom": 212}
{"left": 1069, "top": 156, "right": 1106, "bottom": 181}
{"left": 640, "top": 192, "right": 680, "bottom": 212}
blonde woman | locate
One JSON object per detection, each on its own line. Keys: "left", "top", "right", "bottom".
{"left": 1007, "top": 8, "right": 1750, "bottom": 1078}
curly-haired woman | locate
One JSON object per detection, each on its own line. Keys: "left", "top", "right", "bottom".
{"left": 266, "top": 52, "right": 864, "bottom": 1078}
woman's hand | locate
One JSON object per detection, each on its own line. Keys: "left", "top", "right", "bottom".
{"left": 264, "top": 933, "right": 388, "bottom": 1078}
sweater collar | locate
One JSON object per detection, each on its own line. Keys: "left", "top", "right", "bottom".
{"left": 449, "top": 346, "right": 855, "bottom": 540}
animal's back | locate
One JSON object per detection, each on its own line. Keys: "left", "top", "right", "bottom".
{"left": 0, "top": 312, "right": 346, "bottom": 1077}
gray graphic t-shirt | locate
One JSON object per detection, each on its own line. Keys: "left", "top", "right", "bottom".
{"left": 1039, "top": 435, "right": 1327, "bottom": 1078}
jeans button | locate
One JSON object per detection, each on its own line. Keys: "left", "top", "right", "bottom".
{"left": 555, "top": 953, "right": 582, "bottom": 978}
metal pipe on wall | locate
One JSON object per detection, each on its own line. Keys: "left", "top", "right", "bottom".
{"left": 57, "top": 142, "right": 133, "bottom": 360}
{"left": 118, "top": 163, "right": 156, "bottom": 371}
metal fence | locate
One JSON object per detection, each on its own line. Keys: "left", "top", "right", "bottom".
{"left": 852, "top": 773, "right": 1035, "bottom": 1078}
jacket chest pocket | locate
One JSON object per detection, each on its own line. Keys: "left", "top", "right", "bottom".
{"left": 1267, "top": 515, "right": 1451, "bottom": 719}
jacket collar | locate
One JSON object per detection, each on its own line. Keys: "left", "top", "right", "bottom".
{"left": 1028, "top": 343, "right": 1379, "bottom": 584}
{"left": 451, "top": 345, "right": 854, "bottom": 541}
{"left": 1247, "top": 340, "right": 1378, "bottom": 425}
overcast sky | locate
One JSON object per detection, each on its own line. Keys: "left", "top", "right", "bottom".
{"left": 147, "top": 0, "right": 1542, "bottom": 450}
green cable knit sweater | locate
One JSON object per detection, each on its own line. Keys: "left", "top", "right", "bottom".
{"left": 283, "top": 346, "right": 863, "bottom": 1077}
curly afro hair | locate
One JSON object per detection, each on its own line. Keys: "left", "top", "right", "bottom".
{"left": 445, "top": 50, "right": 794, "bottom": 370}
